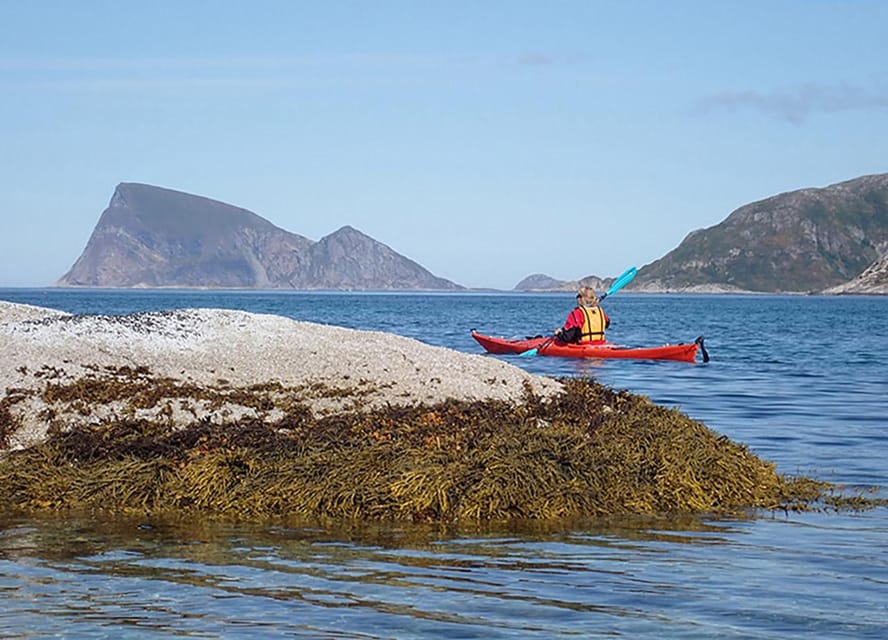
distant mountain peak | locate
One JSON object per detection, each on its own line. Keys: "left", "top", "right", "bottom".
{"left": 56, "top": 183, "right": 463, "bottom": 291}
{"left": 513, "top": 273, "right": 612, "bottom": 292}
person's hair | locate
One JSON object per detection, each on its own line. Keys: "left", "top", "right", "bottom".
{"left": 577, "top": 286, "right": 598, "bottom": 306}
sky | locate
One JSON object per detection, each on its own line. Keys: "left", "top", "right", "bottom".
{"left": 2, "top": 1, "right": 887, "bottom": 290}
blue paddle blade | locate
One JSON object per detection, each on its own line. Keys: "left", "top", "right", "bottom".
{"left": 520, "top": 336, "right": 554, "bottom": 356}
{"left": 605, "top": 266, "right": 638, "bottom": 297}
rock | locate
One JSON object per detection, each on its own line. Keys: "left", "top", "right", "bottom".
{"left": 822, "top": 254, "right": 888, "bottom": 294}
{"left": 0, "top": 302, "right": 562, "bottom": 451}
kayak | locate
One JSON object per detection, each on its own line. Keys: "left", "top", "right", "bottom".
{"left": 472, "top": 331, "right": 708, "bottom": 362}
{"left": 471, "top": 330, "right": 709, "bottom": 363}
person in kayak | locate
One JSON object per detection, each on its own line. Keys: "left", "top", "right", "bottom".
{"left": 554, "top": 287, "right": 610, "bottom": 344}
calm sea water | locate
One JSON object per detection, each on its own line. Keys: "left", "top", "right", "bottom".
{"left": 1, "top": 289, "right": 886, "bottom": 639}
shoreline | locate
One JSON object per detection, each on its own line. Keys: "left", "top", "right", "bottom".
{"left": 0, "top": 283, "right": 888, "bottom": 297}
{"left": 3, "top": 285, "right": 887, "bottom": 296}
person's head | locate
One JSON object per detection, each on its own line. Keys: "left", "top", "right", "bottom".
{"left": 576, "top": 286, "right": 599, "bottom": 307}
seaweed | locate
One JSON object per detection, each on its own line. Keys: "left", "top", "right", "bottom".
{"left": 0, "top": 376, "right": 882, "bottom": 521}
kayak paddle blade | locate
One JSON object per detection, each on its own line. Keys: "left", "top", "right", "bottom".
{"left": 520, "top": 336, "right": 554, "bottom": 357}
{"left": 605, "top": 266, "right": 638, "bottom": 297}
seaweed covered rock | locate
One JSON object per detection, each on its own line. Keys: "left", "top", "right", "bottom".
{"left": 0, "top": 379, "right": 838, "bottom": 520}
{"left": 1, "top": 301, "right": 869, "bottom": 521}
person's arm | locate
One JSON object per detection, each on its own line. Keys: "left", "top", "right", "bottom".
{"left": 557, "top": 326, "right": 582, "bottom": 342}
{"left": 555, "top": 309, "right": 583, "bottom": 342}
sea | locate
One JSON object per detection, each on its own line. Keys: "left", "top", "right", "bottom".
{"left": 0, "top": 289, "right": 886, "bottom": 639}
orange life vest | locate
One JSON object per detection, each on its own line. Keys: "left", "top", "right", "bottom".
{"left": 580, "top": 306, "right": 607, "bottom": 342}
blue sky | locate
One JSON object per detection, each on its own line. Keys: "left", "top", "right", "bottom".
{"left": 2, "top": 1, "right": 887, "bottom": 289}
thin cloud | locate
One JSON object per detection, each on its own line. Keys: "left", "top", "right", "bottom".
{"left": 0, "top": 52, "right": 585, "bottom": 96}
{"left": 696, "top": 82, "right": 888, "bottom": 124}
{"left": 0, "top": 53, "right": 464, "bottom": 94}
{"left": 0, "top": 52, "right": 480, "bottom": 79}
{"left": 519, "top": 52, "right": 556, "bottom": 66}
{"left": 516, "top": 51, "right": 590, "bottom": 68}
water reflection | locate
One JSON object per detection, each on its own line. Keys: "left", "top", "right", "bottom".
{"left": 0, "top": 512, "right": 745, "bottom": 638}
{"left": 2, "top": 505, "right": 887, "bottom": 638}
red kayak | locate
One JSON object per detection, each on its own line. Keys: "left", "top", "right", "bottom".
{"left": 471, "top": 330, "right": 709, "bottom": 363}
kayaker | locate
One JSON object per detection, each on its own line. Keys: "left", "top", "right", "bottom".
{"left": 554, "top": 287, "right": 610, "bottom": 344}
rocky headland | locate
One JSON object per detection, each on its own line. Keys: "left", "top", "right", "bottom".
{"left": 823, "top": 254, "right": 888, "bottom": 294}
{"left": 49, "top": 174, "right": 888, "bottom": 294}
{"left": 517, "top": 173, "right": 888, "bottom": 295}
{"left": 57, "top": 183, "right": 462, "bottom": 290}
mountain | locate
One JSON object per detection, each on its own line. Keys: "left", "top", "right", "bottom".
{"left": 303, "top": 225, "right": 459, "bottom": 290}
{"left": 514, "top": 273, "right": 611, "bottom": 292}
{"left": 630, "top": 174, "right": 888, "bottom": 293}
{"left": 56, "top": 183, "right": 462, "bottom": 290}
{"left": 513, "top": 274, "right": 572, "bottom": 291}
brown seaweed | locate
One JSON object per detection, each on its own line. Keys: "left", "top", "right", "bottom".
{"left": 1, "top": 376, "right": 882, "bottom": 521}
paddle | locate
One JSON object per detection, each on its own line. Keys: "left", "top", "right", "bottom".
{"left": 598, "top": 266, "right": 638, "bottom": 302}
{"left": 519, "top": 266, "right": 638, "bottom": 357}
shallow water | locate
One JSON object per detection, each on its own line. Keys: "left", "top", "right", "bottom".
{"left": 1, "top": 290, "right": 887, "bottom": 638}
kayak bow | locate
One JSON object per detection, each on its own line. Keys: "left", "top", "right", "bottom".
{"left": 471, "top": 330, "right": 708, "bottom": 363}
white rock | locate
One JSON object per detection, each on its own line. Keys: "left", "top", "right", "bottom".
{"left": 0, "top": 302, "right": 564, "bottom": 450}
